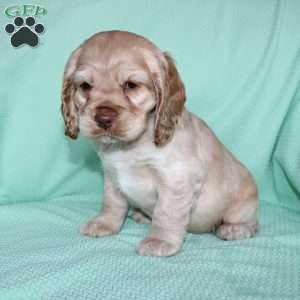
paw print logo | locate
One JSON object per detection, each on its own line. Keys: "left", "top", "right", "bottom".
{"left": 5, "top": 16, "right": 44, "bottom": 48}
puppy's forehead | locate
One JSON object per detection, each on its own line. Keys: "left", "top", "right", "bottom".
{"left": 79, "top": 31, "right": 164, "bottom": 72}
{"left": 83, "top": 31, "right": 158, "bottom": 53}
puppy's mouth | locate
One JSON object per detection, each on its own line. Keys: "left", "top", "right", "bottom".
{"left": 91, "top": 129, "right": 140, "bottom": 145}
{"left": 89, "top": 126, "right": 125, "bottom": 144}
{"left": 79, "top": 117, "right": 139, "bottom": 144}
{"left": 89, "top": 128, "right": 118, "bottom": 139}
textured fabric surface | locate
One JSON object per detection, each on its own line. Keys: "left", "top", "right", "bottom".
{"left": 0, "top": 199, "right": 300, "bottom": 300}
{"left": 0, "top": 0, "right": 300, "bottom": 299}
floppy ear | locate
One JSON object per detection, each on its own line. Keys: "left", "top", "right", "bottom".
{"left": 61, "top": 47, "right": 82, "bottom": 139}
{"left": 154, "top": 52, "right": 186, "bottom": 146}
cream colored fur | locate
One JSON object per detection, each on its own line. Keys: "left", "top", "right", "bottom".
{"left": 61, "top": 31, "right": 259, "bottom": 257}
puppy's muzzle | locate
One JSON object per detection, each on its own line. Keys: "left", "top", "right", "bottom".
{"left": 95, "top": 107, "right": 118, "bottom": 129}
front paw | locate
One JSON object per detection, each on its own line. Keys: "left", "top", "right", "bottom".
{"left": 137, "top": 237, "right": 181, "bottom": 257}
{"left": 80, "top": 218, "right": 116, "bottom": 238}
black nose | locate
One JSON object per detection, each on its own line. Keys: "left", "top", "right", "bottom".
{"left": 95, "top": 107, "right": 118, "bottom": 129}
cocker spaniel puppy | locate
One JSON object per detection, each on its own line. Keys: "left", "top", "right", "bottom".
{"left": 61, "top": 30, "right": 259, "bottom": 257}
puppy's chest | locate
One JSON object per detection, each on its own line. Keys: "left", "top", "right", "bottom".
{"left": 103, "top": 153, "right": 157, "bottom": 209}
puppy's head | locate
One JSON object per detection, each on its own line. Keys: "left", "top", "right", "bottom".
{"left": 61, "top": 31, "right": 185, "bottom": 146}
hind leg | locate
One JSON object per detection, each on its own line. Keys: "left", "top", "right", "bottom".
{"left": 216, "top": 196, "right": 259, "bottom": 241}
{"left": 129, "top": 208, "right": 152, "bottom": 224}
{"left": 216, "top": 223, "right": 259, "bottom": 240}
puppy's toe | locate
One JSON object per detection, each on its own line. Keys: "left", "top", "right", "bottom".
{"left": 216, "top": 223, "right": 258, "bottom": 241}
{"left": 80, "top": 219, "right": 115, "bottom": 238}
{"left": 137, "top": 237, "right": 180, "bottom": 257}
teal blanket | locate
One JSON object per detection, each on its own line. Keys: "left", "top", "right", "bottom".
{"left": 1, "top": 0, "right": 300, "bottom": 299}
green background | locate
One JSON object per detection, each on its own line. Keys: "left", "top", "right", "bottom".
{"left": 0, "top": 1, "right": 299, "bottom": 299}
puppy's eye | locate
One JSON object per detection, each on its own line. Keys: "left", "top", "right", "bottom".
{"left": 124, "top": 81, "right": 138, "bottom": 90}
{"left": 79, "top": 81, "right": 92, "bottom": 91}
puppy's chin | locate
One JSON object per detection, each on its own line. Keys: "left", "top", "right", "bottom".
{"left": 96, "top": 136, "right": 119, "bottom": 144}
